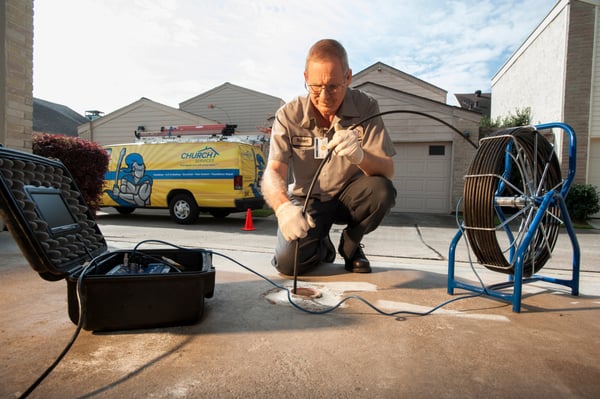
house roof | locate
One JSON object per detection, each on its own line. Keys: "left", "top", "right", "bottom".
{"left": 33, "top": 98, "right": 88, "bottom": 136}
{"left": 352, "top": 81, "right": 481, "bottom": 149}
{"left": 75, "top": 97, "right": 221, "bottom": 144}
{"left": 80, "top": 97, "right": 216, "bottom": 129}
{"left": 179, "top": 82, "right": 284, "bottom": 108}
{"left": 352, "top": 62, "right": 448, "bottom": 98}
{"left": 354, "top": 80, "right": 480, "bottom": 115}
{"left": 454, "top": 91, "right": 491, "bottom": 117}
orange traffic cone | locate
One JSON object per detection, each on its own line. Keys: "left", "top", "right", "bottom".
{"left": 242, "top": 208, "right": 256, "bottom": 231}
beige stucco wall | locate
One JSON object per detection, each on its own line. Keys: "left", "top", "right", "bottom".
{"left": 491, "top": 1, "right": 569, "bottom": 126}
{"left": 491, "top": 0, "right": 599, "bottom": 187}
{"left": 490, "top": 0, "right": 570, "bottom": 176}
{"left": 1, "top": 0, "right": 34, "bottom": 151}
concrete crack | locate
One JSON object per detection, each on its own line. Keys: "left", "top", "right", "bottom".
{"left": 414, "top": 224, "right": 445, "bottom": 260}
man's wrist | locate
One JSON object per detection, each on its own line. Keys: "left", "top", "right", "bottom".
{"left": 351, "top": 147, "right": 365, "bottom": 164}
{"left": 275, "top": 200, "right": 292, "bottom": 217}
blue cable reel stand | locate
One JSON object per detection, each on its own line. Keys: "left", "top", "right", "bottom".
{"left": 447, "top": 122, "right": 581, "bottom": 312}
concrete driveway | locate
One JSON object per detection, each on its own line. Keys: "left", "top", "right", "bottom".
{"left": 1, "top": 209, "right": 599, "bottom": 399}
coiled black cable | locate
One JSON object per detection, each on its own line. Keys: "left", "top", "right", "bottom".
{"left": 462, "top": 126, "right": 562, "bottom": 276}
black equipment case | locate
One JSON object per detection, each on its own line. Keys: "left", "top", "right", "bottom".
{"left": 0, "top": 146, "right": 215, "bottom": 331}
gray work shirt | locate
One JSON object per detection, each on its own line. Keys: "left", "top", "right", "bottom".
{"left": 269, "top": 88, "right": 396, "bottom": 201}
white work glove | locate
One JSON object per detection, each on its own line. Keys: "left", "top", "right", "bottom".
{"left": 275, "top": 201, "right": 316, "bottom": 241}
{"left": 327, "top": 128, "right": 364, "bottom": 164}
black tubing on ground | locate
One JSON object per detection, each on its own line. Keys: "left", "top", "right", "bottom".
{"left": 463, "top": 126, "right": 563, "bottom": 276}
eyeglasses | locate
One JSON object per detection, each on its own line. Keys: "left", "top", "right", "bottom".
{"left": 305, "top": 82, "right": 346, "bottom": 96}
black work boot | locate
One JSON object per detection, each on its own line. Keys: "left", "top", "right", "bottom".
{"left": 323, "top": 235, "right": 336, "bottom": 263}
{"left": 339, "top": 237, "right": 371, "bottom": 273}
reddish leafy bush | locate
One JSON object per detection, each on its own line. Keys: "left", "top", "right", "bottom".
{"left": 32, "top": 134, "right": 109, "bottom": 213}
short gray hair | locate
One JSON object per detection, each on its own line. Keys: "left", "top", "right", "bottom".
{"left": 305, "top": 39, "right": 349, "bottom": 73}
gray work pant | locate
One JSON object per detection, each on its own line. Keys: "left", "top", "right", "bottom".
{"left": 272, "top": 175, "right": 396, "bottom": 275}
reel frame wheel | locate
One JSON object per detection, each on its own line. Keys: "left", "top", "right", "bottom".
{"left": 448, "top": 123, "right": 581, "bottom": 312}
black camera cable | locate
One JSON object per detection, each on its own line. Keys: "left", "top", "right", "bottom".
{"left": 291, "top": 109, "right": 478, "bottom": 292}
{"left": 17, "top": 111, "right": 477, "bottom": 397}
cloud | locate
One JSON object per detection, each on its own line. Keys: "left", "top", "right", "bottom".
{"left": 33, "top": 0, "right": 557, "bottom": 114}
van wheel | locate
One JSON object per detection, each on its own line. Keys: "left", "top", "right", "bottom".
{"left": 169, "top": 193, "right": 199, "bottom": 224}
{"left": 115, "top": 206, "right": 135, "bottom": 215}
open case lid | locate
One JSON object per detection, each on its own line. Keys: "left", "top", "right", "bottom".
{"left": 0, "top": 146, "right": 107, "bottom": 281}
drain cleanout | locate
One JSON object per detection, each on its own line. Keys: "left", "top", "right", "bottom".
{"left": 264, "top": 281, "right": 378, "bottom": 311}
{"left": 291, "top": 286, "right": 322, "bottom": 299}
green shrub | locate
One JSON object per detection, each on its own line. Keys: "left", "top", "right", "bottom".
{"left": 32, "top": 134, "right": 109, "bottom": 213}
{"left": 565, "top": 184, "right": 600, "bottom": 222}
{"left": 480, "top": 107, "right": 532, "bottom": 129}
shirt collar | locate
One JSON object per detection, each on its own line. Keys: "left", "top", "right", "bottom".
{"left": 299, "top": 88, "right": 360, "bottom": 129}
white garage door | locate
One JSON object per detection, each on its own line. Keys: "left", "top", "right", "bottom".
{"left": 391, "top": 142, "right": 452, "bottom": 213}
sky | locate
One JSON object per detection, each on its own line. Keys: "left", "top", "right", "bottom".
{"left": 32, "top": 0, "right": 558, "bottom": 116}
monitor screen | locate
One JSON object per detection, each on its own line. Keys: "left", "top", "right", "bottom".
{"left": 25, "top": 186, "right": 80, "bottom": 236}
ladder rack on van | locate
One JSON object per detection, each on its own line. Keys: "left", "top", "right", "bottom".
{"left": 132, "top": 123, "right": 270, "bottom": 149}
{"left": 136, "top": 134, "right": 268, "bottom": 146}
{"left": 134, "top": 124, "right": 237, "bottom": 140}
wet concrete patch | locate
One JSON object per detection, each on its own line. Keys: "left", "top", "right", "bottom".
{"left": 263, "top": 281, "right": 378, "bottom": 312}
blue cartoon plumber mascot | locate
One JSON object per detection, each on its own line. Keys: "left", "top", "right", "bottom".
{"left": 106, "top": 149, "right": 153, "bottom": 207}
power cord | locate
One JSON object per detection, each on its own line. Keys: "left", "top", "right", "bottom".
{"left": 454, "top": 197, "right": 491, "bottom": 294}
{"left": 17, "top": 110, "right": 480, "bottom": 397}
{"left": 16, "top": 242, "right": 188, "bottom": 398}
{"left": 17, "top": 232, "right": 488, "bottom": 398}
{"left": 215, "top": 250, "right": 483, "bottom": 317}
{"left": 17, "top": 245, "right": 109, "bottom": 399}
{"left": 130, "top": 240, "right": 487, "bottom": 318}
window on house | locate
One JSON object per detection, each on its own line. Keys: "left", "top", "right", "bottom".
{"left": 429, "top": 145, "right": 445, "bottom": 156}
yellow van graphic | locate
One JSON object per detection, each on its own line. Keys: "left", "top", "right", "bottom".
{"left": 101, "top": 140, "right": 265, "bottom": 224}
